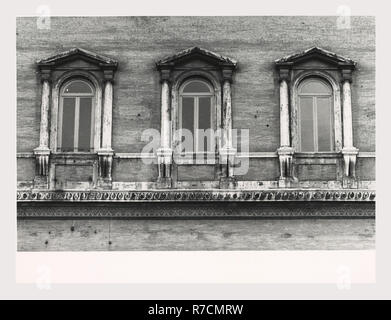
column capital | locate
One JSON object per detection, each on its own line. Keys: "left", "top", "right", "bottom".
{"left": 159, "top": 69, "right": 172, "bottom": 84}
{"left": 341, "top": 69, "right": 353, "bottom": 83}
{"left": 39, "top": 68, "right": 52, "bottom": 83}
{"left": 103, "top": 69, "right": 115, "bottom": 83}
{"left": 221, "top": 68, "right": 234, "bottom": 83}
{"left": 278, "top": 68, "right": 291, "bottom": 83}
{"left": 157, "top": 64, "right": 173, "bottom": 83}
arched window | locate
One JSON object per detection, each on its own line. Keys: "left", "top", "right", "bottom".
{"left": 298, "top": 78, "right": 334, "bottom": 152}
{"left": 179, "top": 78, "right": 214, "bottom": 153}
{"left": 58, "top": 79, "right": 95, "bottom": 152}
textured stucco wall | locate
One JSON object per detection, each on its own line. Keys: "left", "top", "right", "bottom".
{"left": 16, "top": 16, "right": 376, "bottom": 182}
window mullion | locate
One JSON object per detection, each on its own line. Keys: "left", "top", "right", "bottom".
{"left": 74, "top": 97, "right": 80, "bottom": 152}
{"left": 329, "top": 96, "right": 334, "bottom": 151}
{"left": 194, "top": 97, "right": 199, "bottom": 153}
{"left": 58, "top": 97, "right": 64, "bottom": 151}
{"left": 313, "top": 97, "right": 318, "bottom": 152}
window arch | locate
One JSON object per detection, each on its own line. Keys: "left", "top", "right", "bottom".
{"left": 297, "top": 77, "right": 334, "bottom": 152}
{"left": 178, "top": 78, "right": 215, "bottom": 153}
{"left": 58, "top": 78, "right": 95, "bottom": 152}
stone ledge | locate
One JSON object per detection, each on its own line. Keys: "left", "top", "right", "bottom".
{"left": 17, "top": 201, "right": 375, "bottom": 218}
{"left": 17, "top": 189, "right": 376, "bottom": 203}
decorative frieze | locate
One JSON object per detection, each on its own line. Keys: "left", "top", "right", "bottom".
{"left": 17, "top": 189, "right": 375, "bottom": 203}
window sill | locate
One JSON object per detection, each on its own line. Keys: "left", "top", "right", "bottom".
{"left": 51, "top": 152, "right": 97, "bottom": 160}
{"left": 174, "top": 152, "right": 217, "bottom": 165}
{"left": 294, "top": 152, "right": 341, "bottom": 158}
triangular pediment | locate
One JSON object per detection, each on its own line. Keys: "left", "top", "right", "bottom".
{"left": 37, "top": 48, "right": 118, "bottom": 69}
{"left": 275, "top": 47, "right": 356, "bottom": 68}
{"left": 156, "top": 47, "right": 237, "bottom": 69}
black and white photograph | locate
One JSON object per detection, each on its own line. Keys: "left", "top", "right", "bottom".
{"left": 16, "top": 15, "right": 375, "bottom": 251}
{"left": 3, "top": 0, "right": 391, "bottom": 303}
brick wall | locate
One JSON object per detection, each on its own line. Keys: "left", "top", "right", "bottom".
{"left": 16, "top": 16, "right": 376, "bottom": 182}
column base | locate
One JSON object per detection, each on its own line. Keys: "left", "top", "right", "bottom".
{"left": 342, "top": 176, "right": 358, "bottom": 189}
{"left": 33, "top": 175, "right": 49, "bottom": 189}
{"left": 219, "top": 176, "right": 237, "bottom": 189}
{"left": 97, "top": 177, "right": 113, "bottom": 189}
{"left": 278, "top": 178, "right": 292, "bottom": 188}
{"left": 157, "top": 177, "right": 172, "bottom": 189}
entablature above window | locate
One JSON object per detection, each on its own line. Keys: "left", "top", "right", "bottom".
{"left": 34, "top": 48, "right": 119, "bottom": 190}
{"left": 156, "top": 46, "right": 237, "bottom": 83}
{"left": 274, "top": 47, "right": 359, "bottom": 186}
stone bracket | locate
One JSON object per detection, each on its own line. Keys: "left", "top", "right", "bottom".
{"left": 97, "top": 149, "right": 114, "bottom": 184}
{"left": 277, "top": 147, "right": 294, "bottom": 184}
{"left": 219, "top": 147, "right": 237, "bottom": 166}
{"left": 342, "top": 147, "right": 359, "bottom": 178}
{"left": 33, "top": 148, "right": 50, "bottom": 176}
{"left": 219, "top": 147, "right": 237, "bottom": 188}
{"left": 157, "top": 148, "right": 173, "bottom": 186}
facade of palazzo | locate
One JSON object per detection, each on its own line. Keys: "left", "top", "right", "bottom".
{"left": 17, "top": 16, "right": 375, "bottom": 251}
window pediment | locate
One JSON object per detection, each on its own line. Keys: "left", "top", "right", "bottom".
{"left": 156, "top": 46, "right": 237, "bottom": 69}
{"left": 275, "top": 46, "right": 356, "bottom": 69}
{"left": 37, "top": 47, "right": 118, "bottom": 70}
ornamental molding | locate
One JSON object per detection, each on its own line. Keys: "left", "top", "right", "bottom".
{"left": 156, "top": 46, "right": 237, "bottom": 69}
{"left": 17, "top": 189, "right": 375, "bottom": 203}
{"left": 37, "top": 47, "right": 118, "bottom": 70}
{"left": 275, "top": 46, "right": 356, "bottom": 69}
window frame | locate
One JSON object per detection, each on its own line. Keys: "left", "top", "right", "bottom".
{"left": 50, "top": 71, "right": 103, "bottom": 155}
{"left": 178, "top": 78, "right": 215, "bottom": 154}
{"left": 291, "top": 70, "right": 343, "bottom": 155}
{"left": 297, "top": 77, "right": 334, "bottom": 152}
{"left": 171, "top": 71, "right": 222, "bottom": 163}
{"left": 57, "top": 79, "right": 96, "bottom": 153}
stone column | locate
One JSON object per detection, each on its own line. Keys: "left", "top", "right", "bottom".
{"left": 34, "top": 69, "right": 51, "bottom": 188}
{"left": 276, "top": 68, "right": 294, "bottom": 186}
{"left": 156, "top": 68, "right": 173, "bottom": 187}
{"left": 279, "top": 79, "right": 290, "bottom": 148}
{"left": 219, "top": 68, "right": 237, "bottom": 188}
{"left": 98, "top": 70, "right": 115, "bottom": 186}
{"left": 102, "top": 80, "right": 113, "bottom": 150}
{"left": 341, "top": 70, "right": 358, "bottom": 181}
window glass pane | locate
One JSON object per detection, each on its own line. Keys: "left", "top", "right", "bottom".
{"left": 300, "top": 96, "right": 315, "bottom": 151}
{"left": 61, "top": 98, "right": 75, "bottom": 151}
{"left": 300, "top": 80, "right": 331, "bottom": 95}
{"left": 181, "top": 97, "right": 194, "bottom": 145}
{"left": 183, "top": 81, "right": 211, "bottom": 93}
{"left": 78, "top": 97, "right": 92, "bottom": 152}
{"left": 64, "top": 80, "right": 93, "bottom": 94}
{"left": 198, "top": 97, "right": 212, "bottom": 152}
{"left": 317, "top": 97, "right": 333, "bottom": 151}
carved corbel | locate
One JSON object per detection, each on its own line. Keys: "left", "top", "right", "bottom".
{"left": 97, "top": 149, "right": 114, "bottom": 187}
{"left": 156, "top": 147, "right": 173, "bottom": 187}
{"left": 219, "top": 146, "right": 237, "bottom": 189}
{"left": 342, "top": 147, "right": 359, "bottom": 178}
{"left": 34, "top": 148, "right": 50, "bottom": 177}
{"left": 277, "top": 146, "right": 295, "bottom": 187}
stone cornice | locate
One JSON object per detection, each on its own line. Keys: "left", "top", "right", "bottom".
{"left": 275, "top": 46, "right": 356, "bottom": 69}
{"left": 37, "top": 47, "right": 118, "bottom": 69}
{"left": 156, "top": 46, "right": 237, "bottom": 69}
{"left": 17, "top": 189, "right": 375, "bottom": 203}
